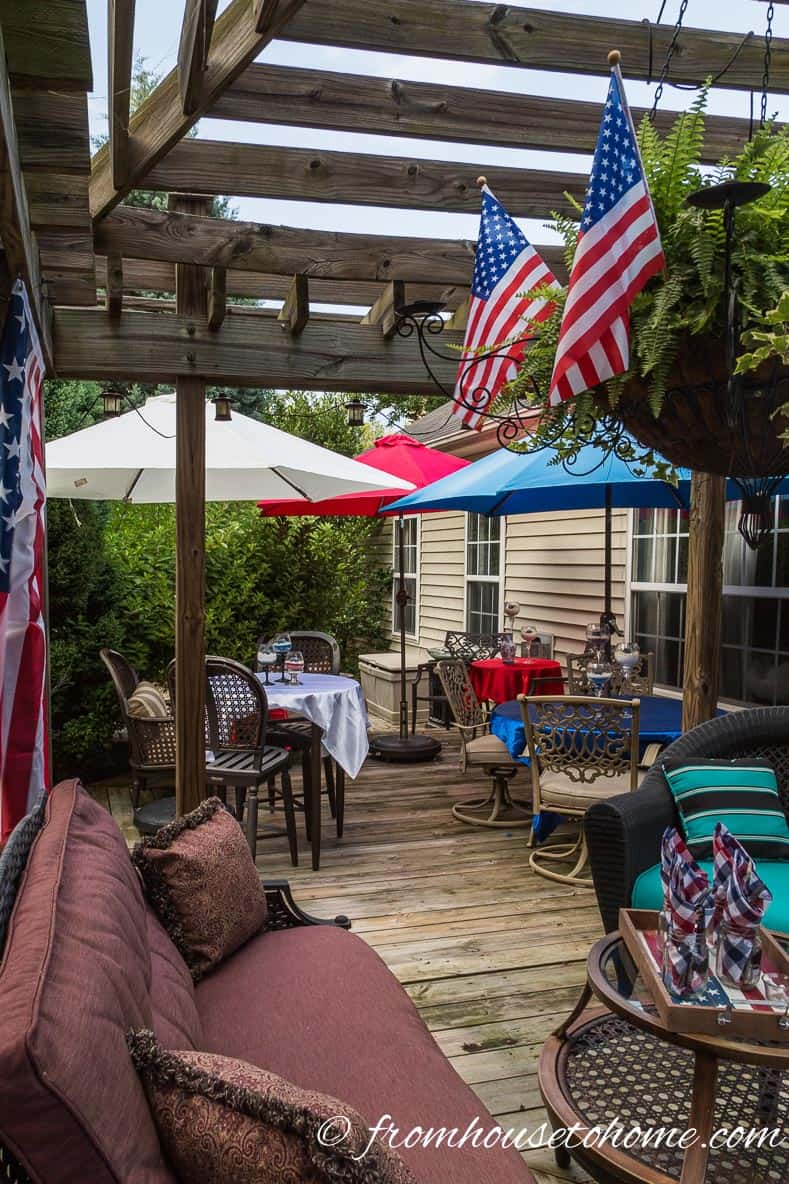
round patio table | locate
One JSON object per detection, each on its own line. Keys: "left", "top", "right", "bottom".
{"left": 469, "top": 657, "right": 564, "bottom": 704}
{"left": 490, "top": 694, "right": 690, "bottom": 763}
{"left": 539, "top": 931, "right": 789, "bottom": 1183}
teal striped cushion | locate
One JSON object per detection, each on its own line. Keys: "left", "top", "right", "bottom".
{"left": 663, "top": 758, "right": 789, "bottom": 862}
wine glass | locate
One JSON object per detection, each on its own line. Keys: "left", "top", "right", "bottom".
{"left": 614, "top": 641, "right": 641, "bottom": 689}
{"left": 257, "top": 642, "right": 277, "bottom": 684}
{"left": 285, "top": 650, "right": 305, "bottom": 685}
{"left": 272, "top": 632, "right": 292, "bottom": 682}
{"left": 521, "top": 623, "right": 539, "bottom": 659}
{"left": 587, "top": 661, "right": 612, "bottom": 697}
{"left": 586, "top": 622, "right": 610, "bottom": 661}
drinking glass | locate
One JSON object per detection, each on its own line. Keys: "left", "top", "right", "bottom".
{"left": 285, "top": 650, "right": 305, "bottom": 685}
{"left": 586, "top": 622, "right": 610, "bottom": 661}
{"left": 587, "top": 661, "right": 612, "bottom": 697}
{"left": 521, "top": 623, "right": 539, "bottom": 658}
{"left": 272, "top": 632, "right": 292, "bottom": 682}
{"left": 257, "top": 643, "right": 277, "bottom": 684}
{"left": 614, "top": 641, "right": 641, "bottom": 688}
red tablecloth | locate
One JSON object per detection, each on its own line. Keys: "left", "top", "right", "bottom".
{"left": 469, "top": 657, "right": 564, "bottom": 704}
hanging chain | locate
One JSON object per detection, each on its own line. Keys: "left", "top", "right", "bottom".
{"left": 760, "top": 1, "right": 774, "bottom": 128}
{"left": 650, "top": 0, "right": 689, "bottom": 121}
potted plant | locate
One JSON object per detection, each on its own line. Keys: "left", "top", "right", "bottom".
{"left": 508, "top": 93, "right": 789, "bottom": 481}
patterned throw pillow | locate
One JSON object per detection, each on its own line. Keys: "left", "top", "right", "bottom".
{"left": 128, "top": 1031, "right": 416, "bottom": 1184}
{"left": 132, "top": 798, "right": 267, "bottom": 981}
{"left": 0, "top": 792, "right": 47, "bottom": 952}
{"left": 663, "top": 757, "right": 789, "bottom": 862}
{"left": 127, "top": 682, "right": 169, "bottom": 718}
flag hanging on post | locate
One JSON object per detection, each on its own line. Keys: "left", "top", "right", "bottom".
{"left": 452, "top": 185, "right": 557, "bottom": 430}
{"left": 0, "top": 279, "right": 48, "bottom": 843}
{"left": 548, "top": 61, "right": 665, "bottom": 406}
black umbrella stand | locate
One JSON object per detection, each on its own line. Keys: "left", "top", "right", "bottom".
{"left": 369, "top": 514, "right": 442, "bottom": 763}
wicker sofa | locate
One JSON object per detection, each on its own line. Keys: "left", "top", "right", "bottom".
{"left": 585, "top": 706, "right": 789, "bottom": 934}
{"left": 0, "top": 780, "right": 534, "bottom": 1184}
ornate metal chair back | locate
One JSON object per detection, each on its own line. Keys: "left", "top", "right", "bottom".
{"left": 521, "top": 695, "right": 641, "bottom": 789}
{"left": 444, "top": 630, "right": 506, "bottom": 662}
{"left": 261, "top": 631, "right": 341, "bottom": 674}
{"left": 203, "top": 656, "right": 269, "bottom": 753}
{"left": 435, "top": 659, "right": 486, "bottom": 730}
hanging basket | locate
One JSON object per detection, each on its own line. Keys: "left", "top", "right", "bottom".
{"left": 595, "top": 335, "right": 789, "bottom": 478}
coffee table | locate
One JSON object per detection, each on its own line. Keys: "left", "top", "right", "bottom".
{"left": 539, "top": 931, "right": 788, "bottom": 1183}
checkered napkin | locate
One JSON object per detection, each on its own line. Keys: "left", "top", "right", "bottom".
{"left": 660, "top": 829, "right": 710, "bottom": 996}
{"left": 718, "top": 851, "right": 772, "bottom": 986}
{"left": 706, "top": 822, "right": 749, "bottom": 946}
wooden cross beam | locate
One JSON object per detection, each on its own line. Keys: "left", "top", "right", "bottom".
{"left": 361, "top": 281, "right": 405, "bottom": 338}
{"left": 178, "top": 0, "right": 219, "bottom": 115}
{"left": 214, "top": 63, "right": 764, "bottom": 164}
{"left": 104, "top": 252, "right": 123, "bottom": 318}
{"left": 207, "top": 266, "right": 226, "bottom": 329}
{"left": 278, "top": 274, "right": 309, "bottom": 335}
{"left": 108, "top": 0, "right": 135, "bottom": 188}
{"left": 89, "top": 0, "right": 307, "bottom": 220}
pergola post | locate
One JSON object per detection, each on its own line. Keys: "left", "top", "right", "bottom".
{"left": 171, "top": 193, "right": 211, "bottom": 816}
{"left": 682, "top": 471, "right": 726, "bottom": 732}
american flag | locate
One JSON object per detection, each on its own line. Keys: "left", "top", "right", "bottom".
{"left": 453, "top": 185, "right": 556, "bottom": 429}
{"left": 0, "top": 280, "right": 48, "bottom": 843}
{"left": 548, "top": 69, "right": 665, "bottom": 406}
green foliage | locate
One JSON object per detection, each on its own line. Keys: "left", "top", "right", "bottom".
{"left": 45, "top": 389, "right": 393, "bottom": 779}
{"left": 508, "top": 91, "right": 789, "bottom": 465}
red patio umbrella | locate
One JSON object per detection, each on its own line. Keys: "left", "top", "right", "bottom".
{"left": 259, "top": 434, "right": 470, "bottom": 762}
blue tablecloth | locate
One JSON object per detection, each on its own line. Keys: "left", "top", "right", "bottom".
{"left": 491, "top": 694, "right": 689, "bottom": 763}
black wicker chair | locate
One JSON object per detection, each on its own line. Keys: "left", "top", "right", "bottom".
{"left": 100, "top": 648, "right": 175, "bottom": 808}
{"left": 585, "top": 706, "right": 789, "bottom": 933}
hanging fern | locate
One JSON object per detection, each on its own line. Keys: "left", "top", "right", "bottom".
{"left": 508, "top": 88, "right": 789, "bottom": 464}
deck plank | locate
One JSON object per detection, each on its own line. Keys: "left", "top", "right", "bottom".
{"left": 90, "top": 728, "right": 602, "bottom": 1183}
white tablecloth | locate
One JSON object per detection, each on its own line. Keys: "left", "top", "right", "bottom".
{"left": 258, "top": 673, "right": 369, "bottom": 779}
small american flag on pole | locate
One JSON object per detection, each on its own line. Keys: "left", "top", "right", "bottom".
{"left": 453, "top": 185, "right": 556, "bottom": 430}
{"left": 548, "top": 64, "right": 665, "bottom": 406}
{"left": 0, "top": 279, "right": 48, "bottom": 843}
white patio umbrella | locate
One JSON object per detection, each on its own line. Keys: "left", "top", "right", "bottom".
{"left": 45, "top": 393, "right": 415, "bottom": 503}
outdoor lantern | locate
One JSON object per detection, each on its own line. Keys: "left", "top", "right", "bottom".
{"left": 101, "top": 385, "right": 124, "bottom": 418}
{"left": 213, "top": 394, "right": 232, "bottom": 421}
{"left": 345, "top": 398, "right": 365, "bottom": 428}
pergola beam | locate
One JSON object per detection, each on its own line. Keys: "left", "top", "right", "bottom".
{"left": 108, "top": 0, "right": 135, "bottom": 188}
{"left": 215, "top": 63, "right": 764, "bottom": 164}
{"left": 278, "top": 274, "right": 309, "bottom": 335}
{"left": 361, "top": 280, "right": 405, "bottom": 338}
{"left": 89, "top": 0, "right": 307, "bottom": 220}
{"left": 145, "top": 139, "right": 586, "bottom": 219}
{"left": 278, "top": 0, "right": 789, "bottom": 93}
{"left": 52, "top": 306, "right": 463, "bottom": 393}
{"left": 178, "top": 0, "right": 219, "bottom": 115}
{"left": 0, "top": 20, "right": 52, "bottom": 366}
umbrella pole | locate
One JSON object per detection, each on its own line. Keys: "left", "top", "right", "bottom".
{"left": 369, "top": 513, "right": 441, "bottom": 763}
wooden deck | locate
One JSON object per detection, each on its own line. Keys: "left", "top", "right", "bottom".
{"left": 93, "top": 729, "right": 599, "bottom": 1184}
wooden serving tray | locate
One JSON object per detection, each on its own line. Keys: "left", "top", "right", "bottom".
{"left": 619, "top": 908, "right": 789, "bottom": 1041}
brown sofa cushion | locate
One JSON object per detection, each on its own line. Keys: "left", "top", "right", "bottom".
{"left": 0, "top": 780, "right": 175, "bottom": 1183}
{"left": 132, "top": 798, "right": 267, "bottom": 982}
{"left": 147, "top": 909, "right": 203, "bottom": 1050}
{"left": 129, "top": 1030, "right": 417, "bottom": 1184}
{"left": 195, "top": 926, "right": 534, "bottom": 1184}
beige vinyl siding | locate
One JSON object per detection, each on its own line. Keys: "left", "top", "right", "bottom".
{"left": 417, "top": 511, "right": 467, "bottom": 647}
{"left": 504, "top": 508, "right": 627, "bottom": 662}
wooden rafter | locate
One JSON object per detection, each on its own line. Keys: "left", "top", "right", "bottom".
{"left": 89, "top": 0, "right": 307, "bottom": 221}
{"left": 104, "top": 252, "right": 123, "bottom": 318}
{"left": 207, "top": 266, "right": 226, "bottom": 329}
{"left": 178, "top": 0, "right": 219, "bottom": 115}
{"left": 278, "top": 274, "right": 309, "bottom": 334}
{"left": 360, "top": 281, "right": 405, "bottom": 338}
{"left": 0, "top": 19, "right": 52, "bottom": 365}
{"left": 0, "top": 0, "right": 93, "bottom": 91}
{"left": 108, "top": 0, "right": 135, "bottom": 188}
{"left": 214, "top": 63, "right": 765, "bottom": 164}
{"left": 145, "top": 139, "right": 585, "bottom": 218}
{"left": 52, "top": 306, "right": 463, "bottom": 392}
{"left": 278, "top": 0, "right": 789, "bottom": 93}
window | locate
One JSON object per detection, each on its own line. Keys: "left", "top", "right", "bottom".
{"left": 392, "top": 516, "right": 419, "bottom": 638}
{"left": 466, "top": 513, "right": 502, "bottom": 635}
{"left": 630, "top": 498, "right": 789, "bottom": 705}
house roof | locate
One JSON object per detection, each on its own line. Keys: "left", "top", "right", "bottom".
{"left": 407, "top": 400, "right": 502, "bottom": 459}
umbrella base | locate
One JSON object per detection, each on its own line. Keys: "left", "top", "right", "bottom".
{"left": 134, "top": 795, "right": 176, "bottom": 835}
{"left": 369, "top": 733, "right": 442, "bottom": 763}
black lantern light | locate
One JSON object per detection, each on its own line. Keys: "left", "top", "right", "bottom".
{"left": 345, "top": 398, "right": 366, "bottom": 427}
{"left": 212, "top": 394, "right": 232, "bottom": 421}
{"left": 101, "top": 384, "right": 125, "bottom": 418}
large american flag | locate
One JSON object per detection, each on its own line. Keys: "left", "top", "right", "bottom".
{"left": 548, "top": 69, "right": 665, "bottom": 406}
{"left": 0, "top": 280, "right": 48, "bottom": 843}
{"left": 453, "top": 186, "right": 556, "bottom": 429}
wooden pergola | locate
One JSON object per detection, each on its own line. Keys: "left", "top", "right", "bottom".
{"left": 1, "top": 0, "right": 786, "bottom": 815}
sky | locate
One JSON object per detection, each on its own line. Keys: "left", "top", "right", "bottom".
{"left": 83, "top": 0, "right": 789, "bottom": 283}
